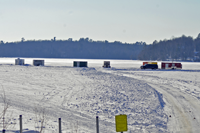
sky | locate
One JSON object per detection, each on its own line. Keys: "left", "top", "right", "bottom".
{"left": 0, "top": 0, "right": 200, "bottom": 44}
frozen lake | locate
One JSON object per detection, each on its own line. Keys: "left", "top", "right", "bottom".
{"left": 1, "top": 57, "right": 200, "bottom": 69}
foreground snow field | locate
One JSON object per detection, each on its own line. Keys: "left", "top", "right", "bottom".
{"left": 0, "top": 58, "right": 200, "bottom": 133}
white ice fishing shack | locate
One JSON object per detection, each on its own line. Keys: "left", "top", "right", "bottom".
{"left": 33, "top": 60, "right": 44, "bottom": 66}
{"left": 15, "top": 58, "right": 24, "bottom": 65}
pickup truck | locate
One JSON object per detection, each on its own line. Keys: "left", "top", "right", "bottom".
{"left": 140, "top": 64, "right": 158, "bottom": 69}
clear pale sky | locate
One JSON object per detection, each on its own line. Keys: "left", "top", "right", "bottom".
{"left": 0, "top": 0, "right": 200, "bottom": 44}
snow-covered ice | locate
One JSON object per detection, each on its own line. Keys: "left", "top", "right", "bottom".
{"left": 0, "top": 58, "right": 200, "bottom": 133}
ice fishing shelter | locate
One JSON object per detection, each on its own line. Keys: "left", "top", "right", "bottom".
{"left": 161, "top": 62, "right": 182, "bottom": 69}
{"left": 15, "top": 58, "right": 24, "bottom": 65}
{"left": 73, "top": 61, "right": 87, "bottom": 67}
{"left": 103, "top": 61, "right": 111, "bottom": 68}
{"left": 33, "top": 60, "right": 44, "bottom": 66}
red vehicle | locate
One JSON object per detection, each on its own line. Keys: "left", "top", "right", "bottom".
{"left": 161, "top": 62, "right": 182, "bottom": 69}
{"left": 143, "top": 62, "right": 148, "bottom": 65}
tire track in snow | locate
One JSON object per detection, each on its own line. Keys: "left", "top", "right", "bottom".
{"left": 148, "top": 83, "right": 193, "bottom": 133}
{"left": 61, "top": 70, "right": 89, "bottom": 108}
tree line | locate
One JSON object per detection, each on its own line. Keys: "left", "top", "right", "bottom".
{"left": 1, "top": 34, "right": 200, "bottom": 61}
{"left": 138, "top": 33, "right": 200, "bottom": 61}
{"left": 0, "top": 38, "right": 144, "bottom": 60}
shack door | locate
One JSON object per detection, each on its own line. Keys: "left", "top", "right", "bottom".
{"left": 165, "top": 64, "right": 169, "bottom": 69}
{"left": 77, "top": 62, "right": 80, "bottom": 67}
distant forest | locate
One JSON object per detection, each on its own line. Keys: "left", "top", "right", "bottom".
{"left": 1, "top": 34, "right": 200, "bottom": 61}
{"left": 138, "top": 33, "right": 200, "bottom": 61}
{"left": 0, "top": 38, "right": 144, "bottom": 59}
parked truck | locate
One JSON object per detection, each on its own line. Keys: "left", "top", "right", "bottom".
{"left": 141, "top": 62, "right": 158, "bottom": 69}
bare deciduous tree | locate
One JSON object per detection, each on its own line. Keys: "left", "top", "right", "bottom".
{"left": 0, "top": 86, "right": 16, "bottom": 132}
{"left": 34, "top": 105, "right": 48, "bottom": 133}
{"left": 70, "top": 121, "right": 79, "bottom": 133}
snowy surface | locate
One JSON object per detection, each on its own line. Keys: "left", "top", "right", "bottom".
{"left": 0, "top": 58, "right": 200, "bottom": 133}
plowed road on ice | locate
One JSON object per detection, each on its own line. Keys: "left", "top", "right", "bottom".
{"left": 101, "top": 68, "right": 200, "bottom": 133}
